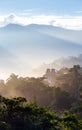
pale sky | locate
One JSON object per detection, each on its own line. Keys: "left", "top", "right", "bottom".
{"left": 0, "top": 1, "right": 82, "bottom": 29}
{"left": 0, "top": 0, "right": 82, "bottom": 15}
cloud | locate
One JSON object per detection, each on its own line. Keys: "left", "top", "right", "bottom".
{"left": 4, "top": 14, "right": 16, "bottom": 23}
{"left": 32, "top": 54, "right": 82, "bottom": 77}
{"left": 0, "top": 13, "right": 82, "bottom": 30}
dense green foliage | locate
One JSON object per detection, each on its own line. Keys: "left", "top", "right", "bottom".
{"left": 0, "top": 96, "right": 82, "bottom": 130}
{"left": 0, "top": 65, "right": 82, "bottom": 129}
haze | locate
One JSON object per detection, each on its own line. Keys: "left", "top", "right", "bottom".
{"left": 0, "top": 0, "right": 82, "bottom": 79}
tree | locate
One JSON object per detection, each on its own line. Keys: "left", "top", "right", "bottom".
{"left": 61, "top": 111, "right": 81, "bottom": 130}
{"left": 53, "top": 87, "right": 72, "bottom": 111}
{"left": 0, "top": 95, "right": 61, "bottom": 130}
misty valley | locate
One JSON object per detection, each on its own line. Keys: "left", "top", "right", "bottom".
{"left": 0, "top": 65, "right": 82, "bottom": 129}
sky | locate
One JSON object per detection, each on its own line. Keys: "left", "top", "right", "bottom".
{"left": 0, "top": 0, "right": 82, "bottom": 29}
{"left": 0, "top": 0, "right": 82, "bottom": 15}
{"left": 0, "top": 0, "right": 82, "bottom": 79}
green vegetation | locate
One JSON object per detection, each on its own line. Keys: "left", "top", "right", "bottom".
{"left": 0, "top": 65, "right": 82, "bottom": 129}
{"left": 0, "top": 95, "right": 82, "bottom": 130}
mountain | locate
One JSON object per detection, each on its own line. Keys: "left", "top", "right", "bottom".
{"left": 0, "top": 23, "right": 82, "bottom": 78}
{"left": 0, "top": 23, "right": 82, "bottom": 54}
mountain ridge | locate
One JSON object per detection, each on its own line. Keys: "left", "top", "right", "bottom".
{"left": 1, "top": 23, "right": 82, "bottom": 31}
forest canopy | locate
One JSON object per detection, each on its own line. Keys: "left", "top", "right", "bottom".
{"left": 0, "top": 65, "right": 82, "bottom": 129}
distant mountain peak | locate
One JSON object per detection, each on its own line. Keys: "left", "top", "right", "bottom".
{"left": 0, "top": 23, "right": 25, "bottom": 31}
